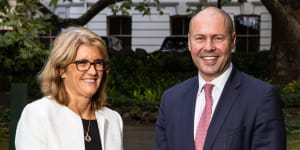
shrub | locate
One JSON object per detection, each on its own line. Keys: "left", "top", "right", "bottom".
{"left": 231, "top": 51, "right": 270, "bottom": 79}
{"left": 2, "top": 48, "right": 293, "bottom": 121}
{"left": 281, "top": 81, "right": 300, "bottom": 107}
{"left": 0, "top": 105, "right": 9, "bottom": 140}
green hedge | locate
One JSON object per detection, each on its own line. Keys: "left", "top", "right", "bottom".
{"left": 106, "top": 50, "right": 272, "bottom": 107}
{"left": 106, "top": 49, "right": 196, "bottom": 104}
{"left": 1, "top": 49, "right": 299, "bottom": 148}
{"left": 1, "top": 48, "right": 299, "bottom": 111}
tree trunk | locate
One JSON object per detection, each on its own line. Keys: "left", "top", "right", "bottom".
{"left": 261, "top": 0, "right": 300, "bottom": 85}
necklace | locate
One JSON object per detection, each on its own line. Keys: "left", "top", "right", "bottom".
{"left": 84, "top": 120, "right": 92, "bottom": 142}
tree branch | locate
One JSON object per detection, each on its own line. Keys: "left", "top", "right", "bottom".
{"left": 38, "top": 0, "right": 125, "bottom": 28}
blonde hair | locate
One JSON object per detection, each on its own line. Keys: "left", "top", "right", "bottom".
{"left": 38, "top": 26, "right": 108, "bottom": 110}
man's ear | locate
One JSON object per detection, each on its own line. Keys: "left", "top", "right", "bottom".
{"left": 231, "top": 32, "right": 236, "bottom": 49}
{"left": 188, "top": 34, "right": 192, "bottom": 52}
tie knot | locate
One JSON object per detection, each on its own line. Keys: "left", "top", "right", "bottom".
{"left": 203, "top": 83, "right": 214, "bottom": 94}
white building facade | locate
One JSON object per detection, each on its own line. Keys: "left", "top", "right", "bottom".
{"left": 45, "top": 0, "right": 272, "bottom": 53}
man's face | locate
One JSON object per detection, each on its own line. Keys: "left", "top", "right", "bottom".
{"left": 188, "top": 10, "right": 236, "bottom": 81}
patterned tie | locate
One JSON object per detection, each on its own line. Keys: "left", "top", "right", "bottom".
{"left": 195, "top": 83, "right": 214, "bottom": 150}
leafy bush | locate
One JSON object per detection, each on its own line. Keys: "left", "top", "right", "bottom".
{"left": 107, "top": 49, "right": 196, "bottom": 105}
{"left": 0, "top": 105, "right": 9, "bottom": 139}
{"left": 231, "top": 51, "right": 270, "bottom": 79}
{"left": 2, "top": 45, "right": 298, "bottom": 121}
{"left": 281, "top": 81, "right": 300, "bottom": 107}
{"left": 0, "top": 0, "right": 51, "bottom": 97}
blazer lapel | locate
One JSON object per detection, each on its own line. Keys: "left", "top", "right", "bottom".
{"left": 204, "top": 68, "right": 241, "bottom": 150}
{"left": 171, "top": 76, "right": 199, "bottom": 149}
{"left": 95, "top": 112, "right": 106, "bottom": 150}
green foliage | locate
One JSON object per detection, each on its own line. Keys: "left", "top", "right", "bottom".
{"left": 286, "top": 117, "right": 300, "bottom": 149}
{"left": 0, "top": 0, "right": 9, "bottom": 13}
{"left": 231, "top": 51, "right": 270, "bottom": 79}
{"left": 49, "top": 0, "right": 73, "bottom": 7}
{"left": 109, "top": 0, "right": 163, "bottom": 16}
{"left": 186, "top": 3, "right": 202, "bottom": 16}
{"left": 0, "top": 0, "right": 51, "bottom": 85}
{"left": 106, "top": 49, "right": 196, "bottom": 108}
{"left": 286, "top": 117, "right": 300, "bottom": 132}
{"left": 281, "top": 81, "right": 300, "bottom": 107}
{"left": 109, "top": 0, "right": 133, "bottom": 16}
{"left": 282, "top": 81, "right": 300, "bottom": 94}
{"left": 135, "top": 2, "right": 150, "bottom": 16}
{"left": 0, "top": 106, "right": 9, "bottom": 140}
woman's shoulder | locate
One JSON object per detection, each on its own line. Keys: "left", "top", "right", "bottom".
{"left": 96, "top": 107, "right": 122, "bottom": 122}
{"left": 96, "top": 107, "right": 120, "bottom": 116}
{"left": 25, "top": 96, "right": 58, "bottom": 108}
{"left": 18, "top": 97, "right": 58, "bottom": 123}
{"left": 22, "top": 96, "right": 63, "bottom": 116}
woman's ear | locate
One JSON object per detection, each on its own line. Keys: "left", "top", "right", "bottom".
{"left": 60, "top": 69, "right": 66, "bottom": 79}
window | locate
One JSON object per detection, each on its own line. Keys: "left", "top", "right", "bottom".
{"left": 107, "top": 16, "right": 132, "bottom": 49}
{"left": 170, "top": 15, "right": 191, "bottom": 35}
{"left": 234, "top": 15, "right": 260, "bottom": 53}
{"left": 40, "top": 27, "right": 60, "bottom": 49}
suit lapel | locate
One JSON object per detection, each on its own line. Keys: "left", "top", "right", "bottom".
{"left": 180, "top": 76, "right": 199, "bottom": 149}
{"left": 204, "top": 68, "right": 241, "bottom": 150}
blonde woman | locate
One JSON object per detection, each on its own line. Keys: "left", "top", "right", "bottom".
{"left": 15, "top": 27, "right": 123, "bottom": 150}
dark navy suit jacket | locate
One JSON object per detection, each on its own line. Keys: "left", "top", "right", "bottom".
{"left": 153, "top": 67, "right": 286, "bottom": 150}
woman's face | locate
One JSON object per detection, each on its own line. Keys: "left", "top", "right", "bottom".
{"left": 61, "top": 44, "right": 104, "bottom": 99}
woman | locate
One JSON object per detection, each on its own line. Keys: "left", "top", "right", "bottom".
{"left": 15, "top": 27, "right": 123, "bottom": 150}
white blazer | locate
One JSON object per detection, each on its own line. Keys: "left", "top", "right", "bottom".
{"left": 15, "top": 96, "right": 123, "bottom": 150}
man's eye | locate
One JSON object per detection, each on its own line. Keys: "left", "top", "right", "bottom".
{"left": 213, "top": 36, "right": 225, "bottom": 42}
{"left": 195, "top": 37, "right": 205, "bottom": 41}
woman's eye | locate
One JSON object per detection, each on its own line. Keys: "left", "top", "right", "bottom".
{"left": 94, "top": 60, "right": 105, "bottom": 64}
{"left": 76, "top": 60, "right": 89, "bottom": 64}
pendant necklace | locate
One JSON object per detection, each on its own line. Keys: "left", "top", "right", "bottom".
{"left": 84, "top": 119, "right": 92, "bottom": 142}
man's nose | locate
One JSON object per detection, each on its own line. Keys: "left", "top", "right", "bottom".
{"left": 204, "top": 39, "right": 215, "bottom": 51}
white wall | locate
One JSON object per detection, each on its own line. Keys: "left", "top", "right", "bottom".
{"left": 51, "top": 0, "right": 271, "bottom": 52}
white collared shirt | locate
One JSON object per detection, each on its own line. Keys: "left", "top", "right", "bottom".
{"left": 193, "top": 63, "right": 233, "bottom": 138}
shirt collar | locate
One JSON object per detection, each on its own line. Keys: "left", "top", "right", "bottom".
{"left": 198, "top": 63, "right": 233, "bottom": 90}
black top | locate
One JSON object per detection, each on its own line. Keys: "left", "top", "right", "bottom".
{"left": 82, "top": 119, "right": 102, "bottom": 150}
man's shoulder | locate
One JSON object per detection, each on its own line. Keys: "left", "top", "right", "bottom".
{"left": 165, "top": 76, "right": 198, "bottom": 93}
{"left": 238, "top": 70, "right": 273, "bottom": 88}
{"left": 229, "top": 69, "right": 276, "bottom": 98}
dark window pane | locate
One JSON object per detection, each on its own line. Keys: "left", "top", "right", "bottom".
{"left": 184, "top": 17, "right": 191, "bottom": 34}
{"left": 121, "top": 17, "right": 131, "bottom": 34}
{"left": 107, "top": 16, "right": 132, "bottom": 48}
{"left": 108, "top": 16, "right": 121, "bottom": 34}
{"left": 170, "top": 15, "right": 190, "bottom": 35}
{"left": 235, "top": 15, "right": 260, "bottom": 53}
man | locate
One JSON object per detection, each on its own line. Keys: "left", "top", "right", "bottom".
{"left": 153, "top": 6, "right": 286, "bottom": 150}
